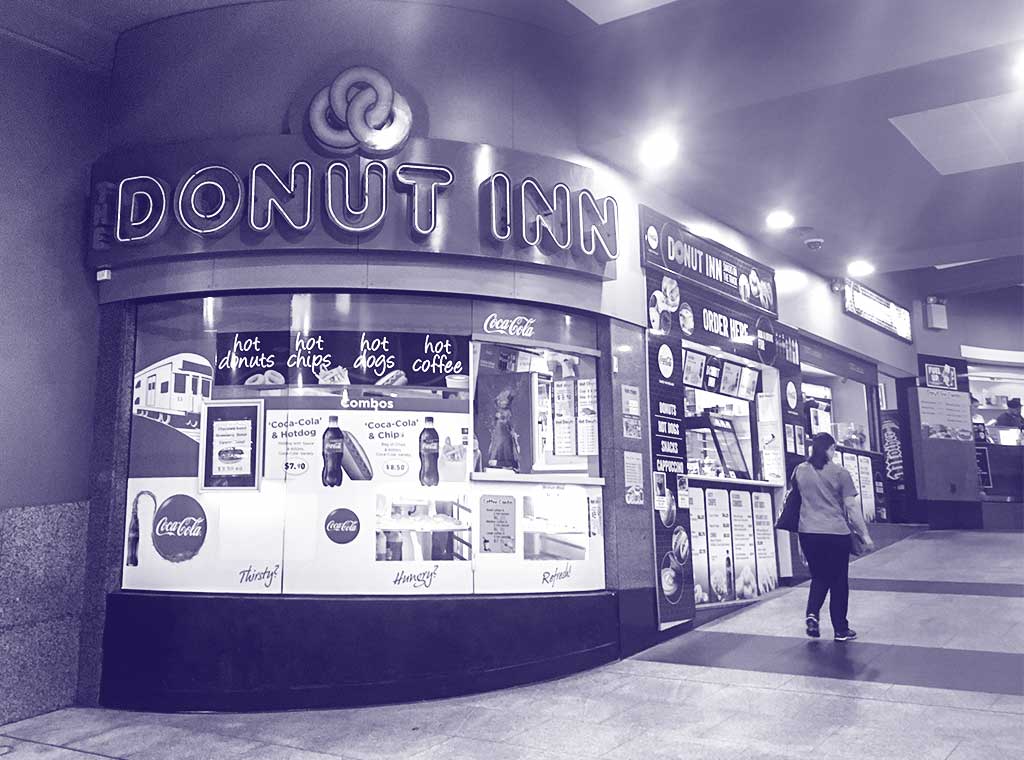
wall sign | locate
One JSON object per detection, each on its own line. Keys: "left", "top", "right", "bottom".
{"left": 843, "top": 280, "right": 912, "bottom": 343}
{"left": 642, "top": 205, "right": 777, "bottom": 317}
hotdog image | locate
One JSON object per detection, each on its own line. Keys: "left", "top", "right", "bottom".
{"left": 340, "top": 432, "right": 374, "bottom": 480}
{"left": 375, "top": 370, "right": 408, "bottom": 386}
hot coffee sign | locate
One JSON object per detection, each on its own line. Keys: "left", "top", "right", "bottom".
{"left": 89, "top": 66, "right": 619, "bottom": 280}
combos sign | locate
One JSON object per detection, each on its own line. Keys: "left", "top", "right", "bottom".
{"left": 88, "top": 66, "right": 619, "bottom": 280}
{"left": 643, "top": 205, "right": 777, "bottom": 318}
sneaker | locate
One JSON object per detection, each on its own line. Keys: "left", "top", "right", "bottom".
{"left": 805, "top": 614, "right": 820, "bottom": 638}
{"left": 834, "top": 629, "right": 858, "bottom": 642}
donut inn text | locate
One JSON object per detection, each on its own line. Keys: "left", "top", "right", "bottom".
{"left": 97, "top": 161, "right": 619, "bottom": 263}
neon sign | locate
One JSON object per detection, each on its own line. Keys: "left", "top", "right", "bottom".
{"left": 108, "top": 160, "right": 619, "bottom": 265}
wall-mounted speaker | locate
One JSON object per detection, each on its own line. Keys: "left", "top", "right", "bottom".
{"left": 925, "top": 300, "right": 948, "bottom": 330}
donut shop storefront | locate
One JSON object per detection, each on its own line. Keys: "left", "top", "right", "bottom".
{"left": 87, "top": 64, "right": 647, "bottom": 711}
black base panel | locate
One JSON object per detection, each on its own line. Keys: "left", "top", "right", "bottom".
{"left": 100, "top": 590, "right": 619, "bottom": 712}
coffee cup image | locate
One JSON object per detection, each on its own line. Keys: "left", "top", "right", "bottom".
{"left": 679, "top": 303, "right": 694, "bottom": 335}
{"left": 660, "top": 553, "right": 683, "bottom": 604}
{"left": 671, "top": 526, "right": 690, "bottom": 566}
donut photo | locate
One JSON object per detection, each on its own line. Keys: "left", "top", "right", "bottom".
{"left": 738, "top": 273, "right": 751, "bottom": 303}
{"left": 671, "top": 526, "right": 690, "bottom": 567}
{"left": 679, "top": 303, "right": 695, "bottom": 336}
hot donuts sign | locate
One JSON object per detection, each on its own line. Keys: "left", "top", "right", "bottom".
{"left": 88, "top": 66, "right": 620, "bottom": 280}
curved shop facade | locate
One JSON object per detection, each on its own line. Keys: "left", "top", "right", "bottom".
{"left": 86, "top": 7, "right": 647, "bottom": 707}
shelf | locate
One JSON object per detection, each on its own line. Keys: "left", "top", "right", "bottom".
{"left": 684, "top": 475, "right": 784, "bottom": 488}
{"left": 376, "top": 520, "right": 470, "bottom": 532}
{"left": 471, "top": 472, "right": 604, "bottom": 486}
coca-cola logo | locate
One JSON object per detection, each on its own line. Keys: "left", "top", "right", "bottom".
{"left": 151, "top": 494, "right": 207, "bottom": 563}
{"left": 483, "top": 312, "right": 536, "bottom": 338}
{"left": 325, "top": 508, "right": 360, "bottom": 544}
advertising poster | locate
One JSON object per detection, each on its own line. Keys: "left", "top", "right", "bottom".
{"left": 704, "top": 489, "right": 735, "bottom": 602}
{"left": 553, "top": 379, "right": 578, "bottom": 456}
{"left": 199, "top": 400, "right": 263, "bottom": 490}
{"left": 654, "top": 472, "right": 695, "bottom": 629}
{"left": 621, "top": 384, "right": 641, "bottom": 416}
{"left": 751, "top": 491, "right": 778, "bottom": 594}
{"left": 728, "top": 491, "right": 757, "bottom": 600}
{"left": 623, "top": 451, "right": 645, "bottom": 505}
{"left": 123, "top": 476, "right": 285, "bottom": 594}
{"left": 785, "top": 424, "right": 795, "bottom": 453}
{"left": 689, "top": 487, "right": 710, "bottom": 605}
{"left": 647, "top": 334, "right": 685, "bottom": 475}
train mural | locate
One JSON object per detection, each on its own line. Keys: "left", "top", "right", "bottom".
{"left": 132, "top": 353, "right": 213, "bottom": 441}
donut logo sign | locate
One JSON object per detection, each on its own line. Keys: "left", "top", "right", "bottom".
{"left": 152, "top": 494, "right": 208, "bottom": 563}
{"left": 309, "top": 66, "right": 412, "bottom": 158}
{"left": 325, "top": 508, "right": 361, "bottom": 544}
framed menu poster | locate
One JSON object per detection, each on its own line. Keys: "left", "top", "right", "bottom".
{"left": 199, "top": 399, "right": 264, "bottom": 490}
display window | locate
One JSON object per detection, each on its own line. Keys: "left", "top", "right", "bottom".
{"left": 969, "top": 366, "right": 1024, "bottom": 446}
{"left": 122, "top": 293, "right": 604, "bottom": 596}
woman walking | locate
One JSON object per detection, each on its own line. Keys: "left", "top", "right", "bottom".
{"left": 794, "top": 432, "right": 874, "bottom": 641}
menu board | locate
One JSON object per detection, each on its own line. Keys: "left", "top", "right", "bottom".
{"left": 840, "top": 452, "right": 862, "bottom": 517}
{"left": 199, "top": 401, "right": 263, "bottom": 491}
{"left": 729, "top": 491, "right": 757, "bottom": 600}
{"left": 575, "top": 378, "right": 599, "bottom": 456}
{"left": 705, "top": 489, "right": 734, "bottom": 602}
{"left": 842, "top": 280, "right": 912, "bottom": 342}
{"left": 553, "top": 379, "right": 578, "bottom": 456}
{"left": 480, "top": 495, "right": 516, "bottom": 554}
{"left": 751, "top": 492, "right": 778, "bottom": 594}
{"left": 738, "top": 366, "right": 760, "bottom": 400}
{"left": 690, "top": 487, "right": 710, "bottom": 604}
{"left": 857, "top": 455, "right": 876, "bottom": 523}
{"left": 719, "top": 362, "right": 742, "bottom": 397}
{"left": 682, "top": 350, "right": 707, "bottom": 387}
{"left": 917, "top": 388, "right": 972, "bottom": 442}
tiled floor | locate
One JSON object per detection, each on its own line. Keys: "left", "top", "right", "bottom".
{"left": 2, "top": 530, "right": 1023, "bottom": 759}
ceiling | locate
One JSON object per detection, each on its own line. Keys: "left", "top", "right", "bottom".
{"left": 5, "top": 0, "right": 1023, "bottom": 298}
{"left": 575, "top": 0, "right": 1024, "bottom": 295}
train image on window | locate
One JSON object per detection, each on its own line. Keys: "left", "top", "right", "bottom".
{"left": 133, "top": 353, "right": 213, "bottom": 437}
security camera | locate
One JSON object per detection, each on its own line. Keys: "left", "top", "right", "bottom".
{"left": 804, "top": 237, "right": 824, "bottom": 251}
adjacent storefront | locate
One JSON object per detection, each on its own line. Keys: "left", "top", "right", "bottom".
{"left": 641, "top": 205, "right": 791, "bottom": 627}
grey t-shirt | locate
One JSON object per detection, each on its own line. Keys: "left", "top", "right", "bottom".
{"left": 795, "top": 461, "right": 858, "bottom": 535}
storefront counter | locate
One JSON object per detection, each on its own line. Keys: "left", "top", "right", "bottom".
{"left": 101, "top": 590, "right": 618, "bottom": 711}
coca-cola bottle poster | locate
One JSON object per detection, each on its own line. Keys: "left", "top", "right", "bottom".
{"left": 122, "top": 476, "right": 286, "bottom": 594}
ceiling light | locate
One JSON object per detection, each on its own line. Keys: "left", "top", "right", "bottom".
{"left": 847, "top": 260, "right": 875, "bottom": 278}
{"left": 638, "top": 128, "right": 679, "bottom": 170}
{"left": 775, "top": 267, "right": 809, "bottom": 295}
{"left": 1014, "top": 50, "right": 1024, "bottom": 84}
{"left": 765, "top": 209, "right": 795, "bottom": 231}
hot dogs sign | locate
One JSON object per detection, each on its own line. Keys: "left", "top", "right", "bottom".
{"left": 88, "top": 66, "right": 620, "bottom": 280}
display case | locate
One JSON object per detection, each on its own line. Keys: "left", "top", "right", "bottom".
{"left": 684, "top": 413, "right": 751, "bottom": 480}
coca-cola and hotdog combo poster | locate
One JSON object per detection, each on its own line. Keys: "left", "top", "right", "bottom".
{"left": 122, "top": 300, "right": 605, "bottom": 596}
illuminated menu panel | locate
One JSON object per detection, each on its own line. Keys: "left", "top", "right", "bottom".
{"left": 843, "top": 280, "right": 912, "bottom": 342}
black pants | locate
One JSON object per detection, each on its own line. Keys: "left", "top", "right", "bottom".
{"left": 799, "top": 532, "right": 851, "bottom": 630}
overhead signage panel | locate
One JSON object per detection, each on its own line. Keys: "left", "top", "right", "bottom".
{"left": 843, "top": 280, "right": 912, "bottom": 342}
{"left": 641, "top": 204, "right": 777, "bottom": 317}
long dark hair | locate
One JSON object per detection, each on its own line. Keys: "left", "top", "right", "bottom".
{"left": 807, "top": 432, "right": 836, "bottom": 470}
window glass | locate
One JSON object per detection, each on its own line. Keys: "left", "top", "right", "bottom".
{"left": 122, "top": 293, "right": 604, "bottom": 596}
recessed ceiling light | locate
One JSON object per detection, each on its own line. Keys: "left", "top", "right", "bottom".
{"left": 638, "top": 128, "right": 680, "bottom": 170}
{"left": 847, "top": 260, "right": 875, "bottom": 278}
{"left": 765, "top": 209, "right": 795, "bottom": 231}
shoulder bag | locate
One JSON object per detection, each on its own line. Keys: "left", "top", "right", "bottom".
{"left": 774, "top": 465, "right": 801, "bottom": 532}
